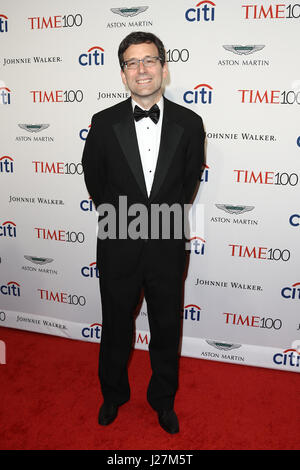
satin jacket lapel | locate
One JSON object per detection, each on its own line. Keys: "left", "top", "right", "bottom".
{"left": 113, "top": 100, "right": 148, "bottom": 199}
{"left": 149, "top": 98, "right": 184, "bottom": 201}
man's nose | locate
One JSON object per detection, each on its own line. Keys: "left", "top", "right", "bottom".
{"left": 137, "top": 60, "right": 146, "bottom": 72}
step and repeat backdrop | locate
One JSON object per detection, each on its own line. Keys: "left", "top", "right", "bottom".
{"left": 1, "top": 0, "right": 299, "bottom": 372}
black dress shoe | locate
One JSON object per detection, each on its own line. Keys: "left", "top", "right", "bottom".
{"left": 98, "top": 402, "right": 119, "bottom": 426}
{"left": 158, "top": 409, "right": 179, "bottom": 434}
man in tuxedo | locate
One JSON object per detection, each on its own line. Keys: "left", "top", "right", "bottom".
{"left": 82, "top": 31, "right": 205, "bottom": 434}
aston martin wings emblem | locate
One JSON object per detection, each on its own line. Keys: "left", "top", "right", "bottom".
{"left": 222, "top": 45, "right": 265, "bottom": 55}
{"left": 18, "top": 124, "right": 50, "bottom": 133}
{"left": 206, "top": 340, "right": 241, "bottom": 351}
{"left": 110, "top": 6, "right": 148, "bottom": 17}
{"left": 24, "top": 255, "right": 54, "bottom": 265}
{"left": 215, "top": 204, "right": 255, "bottom": 215}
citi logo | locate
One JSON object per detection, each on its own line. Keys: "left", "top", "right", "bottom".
{"left": 281, "top": 282, "right": 300, "bottom": 300}
{"left": 201, "top": 164, "right": 209, "bottom": 182}
{"left": 183, "top": 83, "right": 213, "bottom": 104}
{"left": 185, "top": 1, "right": 216, "bottom": 22}
{"left": 183, "top": 304, "right": 201, "bottom": 321}
{"left": 80, "top": 197, "right": 93, "bottom": 212}
{"left": 190, "top": 236, "right": 205, "bottom": 255}
{"left": 0, "top": 156, "right": 14, "bottom": 173}
{"left": 81, "top": 262, "right": 99, "bottom": 278}
{"left": 289, "top": 214, "right": 300, "bottom": 227}
{"left": 273, "top": 349, "right": 300, "bottom": 368}
{"left": 79, "top": 125, "right": 91, "bottom": 141}
{"left": 79, "top": 46, "right": 104, "bottom": 66}
{"left": 0, "top": 281, "right": 20, "bottom": 297}
{"left": 82, "top": 323, "right": 102, "bottom": 340}
{"left": 0, "top": 221, "right": 16, "bottom": 237}
{"left": 0, "top": 87, "right": 11, "bottom": 104}
{"left": 0, "top": 14, "right": 8, "bottom": 32}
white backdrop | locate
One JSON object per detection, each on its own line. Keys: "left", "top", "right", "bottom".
{"left": 1, "top": 0, "right": 299, "bottom": 372}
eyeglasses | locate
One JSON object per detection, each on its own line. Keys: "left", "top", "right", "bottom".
{"left": 122, "top": 56, "right": 161, "bottom": 70}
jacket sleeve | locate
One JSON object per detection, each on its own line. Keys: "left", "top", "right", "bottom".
{"left": 81, "top": 114, "right": 106, "bottom": 210}
{"left": 183, "top": 115, "right": 205, "bottom": 204}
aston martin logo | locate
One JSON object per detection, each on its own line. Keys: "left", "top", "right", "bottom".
{"left": 18, "top": 124, "right": 50, "bottom": 133}
{"left": 206, "top": 340, "right": 241, "bottom": 351}
{"left": 222, "top": 45, "right": 265, "bottom": 55}
{"left": 215, "top": 204, "right": 255, "bottom": 215}
{"left": 24, "top": 255, "right": 53, "bottom": 265}
{"left": 110, "top": 6, "right": 148, "bottom": 17}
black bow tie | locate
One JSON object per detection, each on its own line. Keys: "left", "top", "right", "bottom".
{"left": 133, "top": 104, "right": 160, "bottom": 124}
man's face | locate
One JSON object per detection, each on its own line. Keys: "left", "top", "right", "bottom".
{"left": 121, "top": 42, "right": 167, "bottom": 105}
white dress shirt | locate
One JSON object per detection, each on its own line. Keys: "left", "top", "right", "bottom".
{"left": 132, "top": 97, "right": 163, "bottom": 197}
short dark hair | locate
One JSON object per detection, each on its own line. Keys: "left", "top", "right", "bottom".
{"left": 118, "top": 31, "right": 166, "bottom": 70}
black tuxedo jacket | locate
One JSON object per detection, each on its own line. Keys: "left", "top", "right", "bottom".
{"left": 82, "top": 96, "right": 205, "bottom": 279}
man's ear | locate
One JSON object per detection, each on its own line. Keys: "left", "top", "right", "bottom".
{"left": 162, "top": 61, "right": 168, "bottom": 80}
{"left": 121, "top": 68, "right": 127, "bottom": 87}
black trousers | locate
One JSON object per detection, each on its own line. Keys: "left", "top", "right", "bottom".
{"left": 98, "top": 242, "right": 186, "bottom": 412}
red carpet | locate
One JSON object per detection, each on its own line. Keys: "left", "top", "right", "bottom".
{"left": 0, "top": 327, "right": 299, "bottom": 450}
